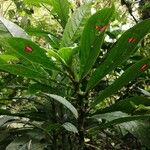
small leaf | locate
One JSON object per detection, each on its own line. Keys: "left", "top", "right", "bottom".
{"left": 58, "top": 47, "right": 75, "bottom": 65}
{"left": 62, "top": 122, "right": 78, "bottom": 133}
{"left": 87, "top": 19, "right": 150, "bottom": 90}
{"left": 44, "top": 94, "right": 78, "bottom": 119}
{"left": 92, "top": 58, "right": 150, "bottom": 107}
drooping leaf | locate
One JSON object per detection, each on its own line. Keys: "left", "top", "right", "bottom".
{"left": 62, "top": 122, "right": 78, "bottom": 133}
{"left": 0, "top": 16, "right": 29, "bottom": 39}
{"left": 44, "top": 94, "right": 78, "bottom": 119}
{"left": 0, "top": 63, "right": 48, "bottom": 80}
{"left": 91, "top": 111, "right": 150, "bottom": 129}
{"left": 91, "top": 111, "right": 150, "bottom": 148}
{"left": 0, "top": 37, "right": 58, "bottom": 71}
{"left": 6, "top": 137, "right": 46, "bottom": 150}
{"left": 60, "top": 3, "right": 91, "bottom": 47}
{"left": 92, "top": 58, "right": 150, "bottom": 107}
{"left": 87, "top": 19, "right": 150, "bottom": 90}
{"left": 79, "top": 6, "right": 115, "bottom": 79}
{"left": 94, "top": 96, "right": 150, "bottom": 114}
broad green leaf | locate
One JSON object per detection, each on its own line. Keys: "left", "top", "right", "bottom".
{"left": 0, "top": 16, "right": 29, "bottom": 39}
{"left": 87, "top": 19, "right": 150, "bottom": 90}
{"left": 79, "top": 6, "right": 115, "bottom": 79}
{"left": 62, "top": 122, "right": 78, "bottom": 133}
{"left": 0, "top": 38, "right": 58, "bottom": 71}
{"left": 44, "top": 94, "right": 78, "bottom": 119}
{"left": 94, "top": 96, "right": 150, "bottom": 114}
{"left": 91, "top": 111, "right": 150, "bottom": 129}
{"left": 60, "top": 3, "right": 91, "bottom": 47}
{"left": 92, "top": 58, "right": 150, "bottom": 107}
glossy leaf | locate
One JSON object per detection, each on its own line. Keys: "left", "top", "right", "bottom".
{"left": 62, "top": 122, "right": 78, "bottom": 133}
{"left": 60, "top": 3, "right": 91, "bottom": 47}
{"left": 94, "top": 96, "right": 150, "bottom": 114}
{"left": 0, "top": 16, "right": 29, "bottom": 39}
{"left": 92, "top": 58, "right": 150, "bottom": 107}
{"left": 79, "top": 6, "right": 115, "bottom": 79}
{"left": 0, "top": 38, "right": 58, "bottom": 71}
{"left": 92, "top": 111, "right": 150, "bottom": 129}
{"left": 87, "top": 19, "right": 150, "bottom": 90}
{"left": 44, "top": 94, "right": 78, "bottom": 119}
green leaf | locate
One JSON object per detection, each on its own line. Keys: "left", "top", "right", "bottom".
{"left": 50, "top": 0, "right": 70, "bottom": 28}
{"left": 58, "top": 47, "right": 75, "bottom": 65}
{"left": 0, "top": 63, "right": 48, "bottom": 80}
{"left": 79, "top": 6, "right": 115, "bottom": 79}
{"left": 92, "top": 58, "right": 150, "bottom": 107}
{"left": 87, "top": 19, "right": 150, "bottom": 90}
{"left": 0, "top": 37, "right": 58, "bottom": 71}
{"left": 60, "top": 3, "right": 91, "bottom": 47}
{"left": 94, "top": 96, "right": 150, "bottom": 114}
{"left": 92, "top": 111, "right": 150, "bottom": 129}
{"left": 44, "top": 94, "right": 78, "bottom": 119}
{"left": 0, "top": 16, "right": 29, "bottom": 39}
{"left": 0, "top": 55, "right": 19, "bottom": 61}
{"left": 62, "top": 122, "right": 78, "bottom": 133}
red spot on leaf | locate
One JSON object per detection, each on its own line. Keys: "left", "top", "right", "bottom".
{"left": 95, "top": 23, "right": 109, "bottom": 32}
{"left": 128, "top": 37, "right": 137, "bottom": 43}
{"left": 95, "top": 25, "right": 100, "bottom": 30}
{"left": 25, "top": 46, "right": 33, "bottom": 52}
{"left": 140, "top": 64, "right": 148, "bottom": 72}
{"left": 99, "top": 23, "right": 109, "bottom": 32}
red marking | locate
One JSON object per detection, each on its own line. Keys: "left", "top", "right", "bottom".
{"left": 128, "top": 37, "right": 137, "bottom": 43}
{"left": 95, "top": 23, "right": 109, "bottom": 32}
{"left": 140, "top": 64, "right": 148, "bottom": 72}
{"left": 95, "top": 25, "right": 100, "bottom": 30}
{"left": 99, "top": 23, "right": 109, "bottom": 32}
{"left": 25, "top": 46, "right": 33, "bottom": 52}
